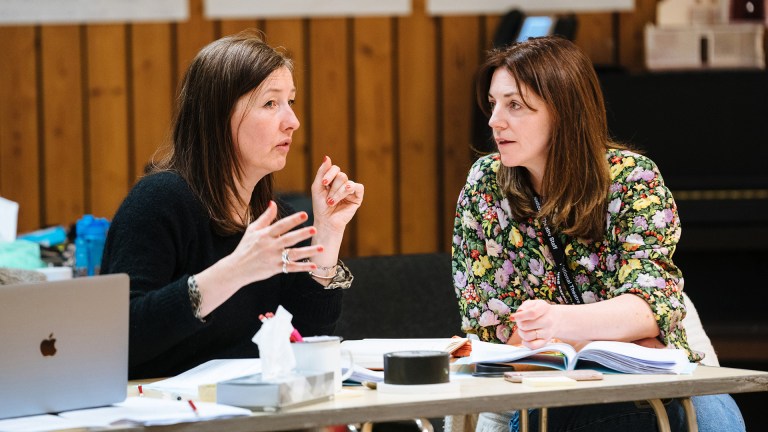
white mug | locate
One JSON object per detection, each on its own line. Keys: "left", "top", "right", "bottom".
{"left": 291, "top": 335, "right": 353, "bottom": 392}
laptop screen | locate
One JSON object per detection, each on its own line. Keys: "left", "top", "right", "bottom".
{"left": 0, "top": 274, "right": 129, "bottom": 419}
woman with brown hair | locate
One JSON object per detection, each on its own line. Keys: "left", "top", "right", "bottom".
{"left": 102, "top": 30, "right": 363, "bottom": 379}
{"left": 452, "top": 36, "right": 742, "bottom": 431}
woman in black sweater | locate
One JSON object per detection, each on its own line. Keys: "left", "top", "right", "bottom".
{"left": 101, "top": 30, "right": 364, "bottom": 379}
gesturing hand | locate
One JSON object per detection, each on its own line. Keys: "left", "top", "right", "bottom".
{"left": 311, "top": 156, "right": 364, "bottom": 234}
{"left": 226, "top": 201, "right": 322, "bottom": 288}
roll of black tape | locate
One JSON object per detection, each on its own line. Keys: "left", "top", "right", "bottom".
{"left": 383, "top": 350, "right": 449, "bottom": 385}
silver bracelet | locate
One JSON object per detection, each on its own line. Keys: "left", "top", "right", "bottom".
{"left": 187, "top": 275, "right": 206, "bottom": 323}
{"left": 308, "top": 262, "right": 339, "bottom": 280}
{"left": 308, "top": 260, "right": 353, "bottom": 290}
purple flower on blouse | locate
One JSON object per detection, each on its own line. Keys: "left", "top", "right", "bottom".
{"left": 526, "top": 226, "right": 536, "bottom": 239}
{"left": 478, "top": 199, "right": 488, "bottom": 213}
{"left": 529, "top": 258, "right": 544, "bottom": 276}
{"left": 502, "top": 259, "right": 515, "bottom": 275}
{"left": 454, "top": 271, "right": 467, "bottom": 289}
{"left": 523, "top": 280, "right": 535, "bottom": 298}
{"left": 610, "top": 182, "right": 623, "bottom": 193}
{"left": 669, "top": 295, "right": 681, "bottom": 309}
{"left": 640, "top": 169, "right": 656, "bottom": 182}
{"left": 608, "top": 198, "right": 622, "bottom": 214}
{"left": 494, "top": 267, "right": 509, "bottom": 288}
{"left": 453, "top": 235, "right": 462, "bottom": 246}
{"left": 578, "top": 254, "right": 599, "bottom": 272}
{"left": 654, "top": 208, "right": 674, "bottom": 229}
{"left": 480, "top": 281, "right": 496, "bottom": 296}
{"left": 632, "top": 250, "right": 650, "bottom": 259}
{"left": 469, "top": 307, "right": 480, "bottom": 318}
{"left": 496, "top": 324, "right": 511, "bottom": 343}
{"left": 606, "top": 254, "right": 617, "bottom": 271}
{"left": 633, "top": 216, "right": 648, "bottom": 230}
{"left": 655, "top": 277, "right": 667, "bottom": 289}
{"left": 575, "top": 274, "right": 589, "bottom": 285}
{"left": 478, "top": 310, "right": 500, "bottom": 327}
{"left": 488, "top": 298, "right": 511, "bottom": 316}
{"left": 496, "top": 207, "right": 509, "bottom": 229}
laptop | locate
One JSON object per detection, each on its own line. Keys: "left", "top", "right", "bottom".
{"left": 0, "top": 273, "right": 129, "bottom": 419}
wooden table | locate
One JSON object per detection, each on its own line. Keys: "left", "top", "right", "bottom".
{"left": 134, "top": 366, "right": 768, "bottom": 432}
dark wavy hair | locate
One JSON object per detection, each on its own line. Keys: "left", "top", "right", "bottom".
{"left": 476, "top": 36, "right": 624, "bottom": 241}
{"left": 154, "top": 29, "right": 293, "bottom": 234}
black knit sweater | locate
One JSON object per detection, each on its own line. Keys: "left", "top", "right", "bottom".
{"left": 101, "top": 171, "right": 343, "bottom": 379}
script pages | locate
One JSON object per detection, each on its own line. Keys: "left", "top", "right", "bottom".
{"left": 461, "top": 340, "right": 694, "bottom": 374}
{"left": 340, "top": 338, "right": 469, "bottom": 369}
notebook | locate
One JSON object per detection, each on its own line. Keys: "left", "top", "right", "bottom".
{"left": 0, "top": 273, "right": 129, "bottom": 419}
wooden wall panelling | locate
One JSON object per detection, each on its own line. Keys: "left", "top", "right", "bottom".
{"left": 130, "top": 23, "right": 173, "bottom": 181}
{"left": 353, "top": 17, "right": 397, "bottom": 256}
{"left": 308, "top": 19, "right": 353, "bottom": 257}
{"left": 264, "top": 19, "right": 309, "bottom": 194}
{"left": 619, "top": 0, "right": 656, "bottom": 72}
{"left": 484, "top": 15, "right": 501, "bottom": 48}
{"left": 573, "top": 13, "right": 616, "bottom": 66}
{"left": 0, "top": 26, "right": 41, "bottom": 232}
{"left": 175, "top": 0, "right": 216, "bottom": 85}
{"left": 41, "top": 25, "right": 84, "bottom": 228}
{"left": 439, "top": 17, "right": 481, "bottom": 251}
{"left": 397, "top": 0, "right": 440, "bottom": 253}
{"left": 85, "top": 24, "right": 130, "bottom": 220}
{"left": 219, "top": 20, "right": 260, "bottom": 39}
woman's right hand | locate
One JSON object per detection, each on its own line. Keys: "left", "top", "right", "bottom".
{"left": 194, "top": 201, "right": 323, "bottom": 317}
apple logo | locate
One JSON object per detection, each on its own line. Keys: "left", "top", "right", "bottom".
{"left": 40, "top": 333, "right": 57, "bottom": 357}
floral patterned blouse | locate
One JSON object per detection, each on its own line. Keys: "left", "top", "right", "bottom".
{"left": 452, "top": 149, "right": 700, "bottom": 362}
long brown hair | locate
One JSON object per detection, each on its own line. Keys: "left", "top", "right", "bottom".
{"left": 154, "top": 29, "right": 293, "bottom": 234}
{"left": 476, "top": 36, "right": 622, "bottom": 241}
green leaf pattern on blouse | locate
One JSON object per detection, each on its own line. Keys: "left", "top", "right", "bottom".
{"left": 451, "top": 149, "right": 700, "bottom": 362}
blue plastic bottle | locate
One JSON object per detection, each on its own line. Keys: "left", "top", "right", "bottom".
{"left": 74, "top": 215, "right": 110, "bottom": 277}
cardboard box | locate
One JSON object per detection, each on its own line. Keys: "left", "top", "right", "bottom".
{"left": 645, "top": 23, "right": 765, "bottom": 70}
{"left": 216, "top": 371, "right": 334, "bottom": 412}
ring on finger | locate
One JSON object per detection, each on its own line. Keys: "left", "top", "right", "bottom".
{"left": 281, "top": 249, "right": 291, "bottom": 265}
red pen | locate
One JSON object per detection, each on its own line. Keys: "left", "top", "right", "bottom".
{"left": 137, "top": 385, "right": 143, "bottom": 396}
{"left": 188, "top": 399, "right": 199, "bottom": 415}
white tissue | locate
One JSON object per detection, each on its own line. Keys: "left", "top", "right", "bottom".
{"left": 251, "top": 305, "right": 297, "bottom": 380}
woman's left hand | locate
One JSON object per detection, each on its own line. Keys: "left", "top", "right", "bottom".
{"left": 512, "top": 299, "right": 561, "bottom": 350}
{"left": 311, "top": 156, "right": 364, "bottom": 233}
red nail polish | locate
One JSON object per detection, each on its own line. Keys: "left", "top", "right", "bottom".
{"left": 300, "top": 212, "right": 308, "bottom": 220}
{"left": 317, "top": 246, "right": 324, "bottom": 252}
{"left": 345, "top": 184, "right": 352, "bottom": 190}
{"left": 327, "top": 198, "right": 334, "bottom": 205}
{"left": 309, "top": 228, "right": 317, "bottom": 235}
{"left": 322, "top": 179, "right": 329, "bottom": 186}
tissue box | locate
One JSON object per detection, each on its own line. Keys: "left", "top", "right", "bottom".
{"left": 216, "top": 371, "right": 334, "bottom": 411}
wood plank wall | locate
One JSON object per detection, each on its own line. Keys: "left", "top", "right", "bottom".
{"left": 0, "top": 0, "right": 656, "bottom": 258}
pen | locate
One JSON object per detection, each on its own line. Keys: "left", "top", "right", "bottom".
{"left": 188, "top": 399, "right": 199, "bottom": 416}
{"left": 137, "top": 385, "right": 144, "bottom": 396}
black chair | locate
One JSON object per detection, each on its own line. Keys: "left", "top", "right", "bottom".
{"left": 335, "top": 253, "right": 462, "bottom": 432}
{"left": 335, "top": 253, "right": 462, "bottom": 341}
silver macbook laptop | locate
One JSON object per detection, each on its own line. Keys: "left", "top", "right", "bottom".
{"left": 0, "top": 273, "right": 129, "bottom": 419}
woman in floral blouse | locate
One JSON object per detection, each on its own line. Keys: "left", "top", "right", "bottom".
{"left": 452, "top": 36, "right": 743, "bottom": 432}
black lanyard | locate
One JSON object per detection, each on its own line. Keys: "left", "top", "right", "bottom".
{"left": 532, "top": 196, "right": 584, "bottom": 305}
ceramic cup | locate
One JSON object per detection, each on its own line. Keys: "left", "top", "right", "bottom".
{"left": 291, "top": 335, "right": 353, "bottom": 392}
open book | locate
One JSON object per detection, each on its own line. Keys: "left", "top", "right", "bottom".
{"left": 340, "top": 338, "right": 469, "bottom": 369}
{"left": 459, "top": 340, "right": 695, "bottom": 374}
